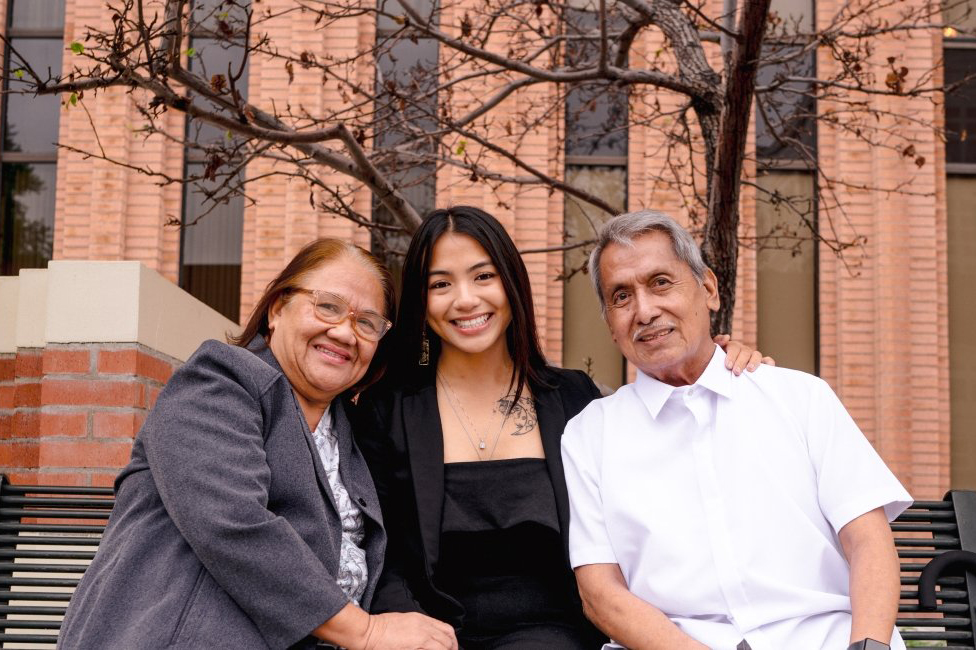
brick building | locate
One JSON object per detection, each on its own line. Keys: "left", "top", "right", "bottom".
{"left": 0, "top": 0, "right": 974, "bottom": 499}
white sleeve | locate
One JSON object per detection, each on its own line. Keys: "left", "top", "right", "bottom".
{"left": 805, "top": 377, "right": 913, "bottom": 532}
{"left": 562, "top": 406, "right": 619, "bottom": 568}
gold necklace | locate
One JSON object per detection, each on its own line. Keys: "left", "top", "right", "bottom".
{"left": 436, "top": 373, "right": 509, "bottom": 460}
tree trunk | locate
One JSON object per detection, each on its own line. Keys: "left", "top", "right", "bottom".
{"left": 702, "top": 0, "right": 772, "bottom": 335}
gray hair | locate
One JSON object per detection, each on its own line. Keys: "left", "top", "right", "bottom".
{"left": 588, "top": 210, "right": 707, "bottom": 313}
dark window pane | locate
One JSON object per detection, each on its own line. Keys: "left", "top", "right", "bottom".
{"left": 0, "top": 162, "right": 56, "bottom": 274}
{"left": 10, "top": 0, "right": 65, "bottom": 31}
{"left": 3, "top": 38, "right": 63, "bottom": 154}
{"left": 186, "top": 36, "right": 249, "bottom": 151}
{"left": 564, "top": 9, "right": 628, "bottom": 158}
{"left": 181, "top": 264, "right": 241, "bottom": 321}
{"left": 180, "top": 162, "right": 243, "bottom": 320}
{"left": 946, "top": 48, "right": 976, "bottom": 164}
{"left": 371, "top": 164, "right": 434, "bottom": 284}
{"left": 375, "top": 38, "right": 439, "bottom": 150}
{"left": 755, "top": 46, "right": 816, "bottom": 162}
{"left": 372, "top": 26, "right": 439, "bottom": 278}
{"left": 376, "top": 0, "right": 438, "bottom": 34}
{"left": 565, "top": 81, "right": 629, "bottom": 157}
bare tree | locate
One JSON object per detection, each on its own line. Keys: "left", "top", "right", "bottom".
{"left": 2, "top": 0, "right": 956, "bottom": 331}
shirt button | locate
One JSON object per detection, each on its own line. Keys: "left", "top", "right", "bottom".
{"left": 357, "top": 497, "right": 367, "bottom": 508}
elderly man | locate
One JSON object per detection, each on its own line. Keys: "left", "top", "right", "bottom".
{"left": 561, "top": 210, "right": 912, "bottom": 650}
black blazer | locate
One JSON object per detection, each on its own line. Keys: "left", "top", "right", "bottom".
{"left": 353, "top": 364, "right": 605, "bottom": 632}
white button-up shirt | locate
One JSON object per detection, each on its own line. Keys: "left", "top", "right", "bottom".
{"left": 562, "top": 346, "right": 912, "bottom": 650}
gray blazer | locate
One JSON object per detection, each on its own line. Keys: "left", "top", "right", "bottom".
{"left": 59, "top": 338, "right": 386, "bottom": 649}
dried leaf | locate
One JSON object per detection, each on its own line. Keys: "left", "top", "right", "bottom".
{"left": 460, "top": 13, "right": 472, "bottom": 38}
{"left": 915, "top": 156, "right": 925, "bottom": 168}
{"left": 210, "top": 74, "right": 227, "bottom": 93}
{"left": 285, "top": 61, "right": 294, "bottom": 84}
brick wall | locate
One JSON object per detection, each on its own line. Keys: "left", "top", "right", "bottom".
{"left": 0, "top": 344, "right": 179, "bottom": 487}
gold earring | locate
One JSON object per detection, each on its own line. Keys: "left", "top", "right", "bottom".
{"left": 419, "top": 330, "right": 430, "bottom": 366}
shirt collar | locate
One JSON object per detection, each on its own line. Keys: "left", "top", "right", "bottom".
{"left": 313, "top": 404, "right": 335, "bottom": 440}
{"left": 634, "top": 344, "right": 733, "bottom": 419}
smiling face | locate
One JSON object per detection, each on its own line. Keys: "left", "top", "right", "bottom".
{"left": 267, "top": 253, "right": 386, "bottom": 415}
{"left": 425, "top": 232, "right": 513, "bottom": 361}
{"left": 599, "top": 230, "right": 720, "bottom": 386}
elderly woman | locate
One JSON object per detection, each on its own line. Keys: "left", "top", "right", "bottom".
{"left": 59, "top": 240, "right": 456, "bottom": 650}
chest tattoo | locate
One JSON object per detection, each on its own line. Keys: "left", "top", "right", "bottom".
{"left": 495, "top": 394, "right": 538, "bottom": 436}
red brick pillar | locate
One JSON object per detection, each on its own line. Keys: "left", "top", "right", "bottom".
{"left": 0, "top": 344, "right": 179, "bottom": 486}
{"left": 0, "top": 261, "right": 237, "bottom": 487}
{"left": 0, "top": 350, "right": 43, "bottom": 482}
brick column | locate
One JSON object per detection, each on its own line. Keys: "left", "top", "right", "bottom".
{"left": 19, "top": 344, "right": 179, "bottom": 486}
{"left": 0, "top": 262, "right": 238, "bottom": 486}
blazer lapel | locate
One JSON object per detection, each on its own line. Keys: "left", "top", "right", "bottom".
{"left": 402, "top": 383, "right": 445, "bottom": 569}
{"left": 248, "top": 337, "right": 339, "bottom": 517}
{"left": 535, "top": 385, "right": 573, "bottom": 562}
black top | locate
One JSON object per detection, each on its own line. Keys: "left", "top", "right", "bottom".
{"left": 441, "top": 458, "right": 559, "bottom": 534}
{"left": 352, "top": 365, "right": 607, "bottom": 645}
{"left": 436, "top": 458, "right": 580, "bottom": 636}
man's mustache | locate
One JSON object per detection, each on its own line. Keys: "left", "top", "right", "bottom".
{"left": 632, "top": 323, "right": 676, "bottom": 342}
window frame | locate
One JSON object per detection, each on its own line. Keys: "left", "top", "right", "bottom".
{"left": 944, "top": 35, "right": 976, "bottom": 174}
{"left": 0, "top": 0, "right": 66, "bottom": 275}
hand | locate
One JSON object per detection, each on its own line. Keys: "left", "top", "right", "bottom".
{"left": 713, "top": 334, "right": 775, "bottom": 375}
{"left": 363, "top": 612, "right": 458, "bottom": 650}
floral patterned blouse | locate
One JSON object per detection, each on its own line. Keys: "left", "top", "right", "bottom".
{"left": 312, "top": 408, "right": 368, "bottom": 606}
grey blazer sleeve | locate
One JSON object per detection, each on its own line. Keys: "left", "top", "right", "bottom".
{"left": 139, "top": 341, "right": 351, "bottom": 648}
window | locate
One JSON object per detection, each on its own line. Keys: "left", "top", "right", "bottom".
{"left": 561, "top": 3, "right": 628, "bottom": 390}
{"left": 754, "top": 0, "right": 818, "bottom": 374}
{"left": 371, "top": 0, "right": 439, "bottom": 284}
{"left": 945, "top": 47, "right": 976, "bottom": 166}
{"left": 0, "top": 0, "right": 65, "bottom": 275}
{"left": 179, "top": 0, "right": 250, "bottom": 321}
{"left": 754, "top": 47, "right": 816, "bottom": 165}
{"left": 944, "top": 0, "right": 976, "bottom": 487}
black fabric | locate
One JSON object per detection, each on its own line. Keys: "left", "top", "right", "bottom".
{"left": 437, "top": 459, "right": 591, "bottom": 646}
{"left": 441, "top": 458, "right": 559, "bottom": 534}
{"left": 352, "top": 365, "right": 607, "bottom": 646}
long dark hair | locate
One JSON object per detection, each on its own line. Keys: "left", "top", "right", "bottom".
{"left": 389, "top": 206, "right": 549, "bottom": 407}
{"left": 230, "top": 238, "right": 397, "bottom": 394}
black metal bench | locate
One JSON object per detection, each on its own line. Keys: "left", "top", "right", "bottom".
{"left": 0, "top": 477, "right": 972, "bottom": 648}
{"left": 896, "top": 490, "right": 976, "bottom": 649}
{"left": 0, "top": 476, "right": 112, "bottom": 647}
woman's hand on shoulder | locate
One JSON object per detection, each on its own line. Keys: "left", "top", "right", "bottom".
{"left": 713, "top": 334, "right": 775, "bottom": 376}
{"left": 363, "top": 612, "right": 458, "bottom": 650}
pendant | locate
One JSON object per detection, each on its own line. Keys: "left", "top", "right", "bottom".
{"left": 479, "top": 441, "right": 486, "bottom": 449}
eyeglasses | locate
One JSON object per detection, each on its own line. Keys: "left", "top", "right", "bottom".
{"left": 293, "top": 289, "right": 392, "bottom": 342}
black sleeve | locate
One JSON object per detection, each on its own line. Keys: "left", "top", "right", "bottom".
{"left": 560, "top": 368, "right": 603, "bottom": 418}
{"left": 350, "top": 391, "right": 427, "bottom": 615}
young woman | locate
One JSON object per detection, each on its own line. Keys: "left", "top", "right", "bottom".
{"left": 354, "top": 206, "right": 765, "bottom": 649}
